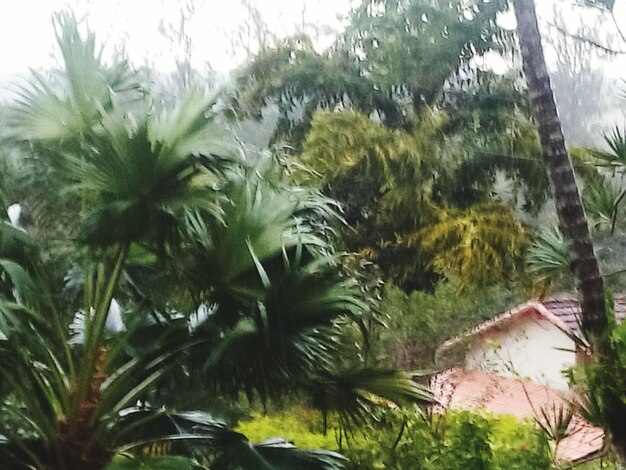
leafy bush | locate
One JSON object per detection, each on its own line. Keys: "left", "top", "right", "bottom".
{"left": 374, "top": 282, "right": 522, "bottom": 369}
{"left": 106, "top": 456, "right": 194, "bottom": 470}
{"left": 236, "top": 408, "right": 338, "bottom": 450}
{"left": 237, "top": 407, "right": 551, "bottom": 470}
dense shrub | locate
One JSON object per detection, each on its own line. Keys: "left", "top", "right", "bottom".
{"left": 374, "top": 282, "right": 522, "bottom": 369}
{"left": 237, "top": 407, "right": 551, "bottom": 469}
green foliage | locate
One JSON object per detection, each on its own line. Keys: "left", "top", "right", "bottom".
{"left": 298, "top": 109, "right": 443, "bottom": 290}
{"left": 237, "top": 407, "right": 551, "bottom": 470}
{"left": 229, "top": 0, "right": 548, "bottom": 293}
{"left": 446, "top": 104, "right": 548, "bottom": 213}
{"left": 601, "top": 127, "right": 626, "bottom": 165}
{"left": 0, "top": 13, "right": 430, "bottom": 470}
{"left": 578, "top": 129, "right": 626, "bottom": 234}
{"left": 346, "top": 410, "right": 550, "bottom": 470}
{"left": 575, "top": 459, "right": 618, "bottom": 469}
{"left": 299, "top": 109, "right": 438, "bottom": 188}
{"left": 415, "top": 204, "right": 529, "bottom": 289}
{"left": 299, "top": 108, "right": 533, "bottom": 291}
{"left": 568, "top": 298, "right": 626, "bottom": 467}
{"left": 584, "top": 181, "right": 624, "bottom": 233}
{"left": 230, "top": 0, "right": 511, "bottom": 146}
{"left": 526, "top": 135, "right": 626, "bottom": 293}
{"left": 526, "top": 226, "right": 572, "bottom": 294}
{"left": 107, "top": 456, "right": 195, "bottom": 470}
{"left": 345, "top": 0, "right": 510, "bottom": 108}
{"left": 374, "top": 282, "right": 522, "bottom": 369}
{"left": 228, "top": 34, "right": 396, "bottom": 146}
{"left": 237, "top": 409, "right": 338, "bottom": 450}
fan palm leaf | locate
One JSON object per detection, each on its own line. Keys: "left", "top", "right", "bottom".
{"left": 311, "top": 368, "right": 432, "bottom": 432}
{"left": 526, "top": 226, "right": 571, "bottom": 287}
{"left": 178, "top": 163, "right": 431, "bottom": 421}
{"left": 583, "top": 180, "right": 626, "bottom": 234}
{"left": 11, "top": 15, "right": 236, "bottom": 250}
{"left": 9, "top": 13, "right": 139, "bottom": 144}
{"left": 182, "top": 159, "right": 334, "bottom": 298}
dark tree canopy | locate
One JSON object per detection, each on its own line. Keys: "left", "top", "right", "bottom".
{"left": 229, "top": 0, "right": 511, "bottom": 147}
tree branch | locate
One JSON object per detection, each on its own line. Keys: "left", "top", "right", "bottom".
{"left": 548, "top": 22, "right": 626, "bottom": 55}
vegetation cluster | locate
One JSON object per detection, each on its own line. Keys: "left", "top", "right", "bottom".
{"left": 1, "top": 0, "right": 625, "bottom": 468}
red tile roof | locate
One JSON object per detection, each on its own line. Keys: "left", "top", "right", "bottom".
{"left": 431, "top": 368, "right": 605, "bottom": 463}
{"left": 436, "top": 294, "right": 626, "bottom": 358}
{"left": 541, "top": 294, "right": 626, "bottom": 340}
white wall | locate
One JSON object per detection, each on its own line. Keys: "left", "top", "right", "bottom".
{"left": 464, "top": 313, "right": 576, "bottom": 391}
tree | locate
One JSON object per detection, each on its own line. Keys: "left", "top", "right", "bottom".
{"left": 228, "top": 0, "right": 557, "bottom": 292}
{"left": 415, "top": 204, "right": 528, "bottom": 290}
{"left": 296, "top": 106, "right": 534, "bottom": 291}
{"left": 513, "top": 0, "right": 626, "bottom": 460}
{"left": 229, "top": 0, "right": 512, "bottom": 148}
{"left": 0, "top": 14, "right": 430, "bottom": 470}
{"left": 513, "top": 0, "right": 607, "bottom": 347}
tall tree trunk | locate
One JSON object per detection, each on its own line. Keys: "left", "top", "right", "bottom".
{"left": 512, "top": 0, "right": 607, "bottom": 344}
{"left": 512, "top": 0, "right": 626, "bottom": 459}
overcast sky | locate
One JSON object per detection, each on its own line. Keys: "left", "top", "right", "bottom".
{"left": 0, "top": 0, "right": 624, "bottom": 75}
{"left": 0, "top": 0, "right": 355, "bottom": 74}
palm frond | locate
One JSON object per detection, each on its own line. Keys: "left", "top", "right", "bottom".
{"left": 11, "top": 15, "right": 234, "bottom": 251}
{"left": 41, "top": 94, "right": 230, "bottom": 248}
{"left": 591, "top": 127, "right": 626, "bottom": 170}
{"left": 311, "top": 368, "right": 432, "bottom": 432}
{"left": 197, "top": 252, "right": 368, "bottom": 402}
{"left": 0, "top": 221, "right": 36, "bottom": 271}
{"left": 10, "top": 13, "right": 140, "bottom": 144}
{"left": 182, "top": 162, "right": 336, "bottom": 295}
{"left": 214, "top": 437, "right": 347, "bottom": 470}
{"left": 583, "top": 180, "right": 625, "bottom": 233}
{"left": 526, "top": 226, "right": 571, "bottom": 287}
{"left": 0, "top": 328, "right": 71, "bottom": 448}
{"left": 112, "top": 409, "right": 346, "bottom": 470}
{"left": 0, "top": 436, "right": 41, "bottom": 470}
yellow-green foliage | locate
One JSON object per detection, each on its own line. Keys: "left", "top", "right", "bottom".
{"left": 236, "top": 408, "right": 338, "bottom": 450}
{"left": 415, "top": 204, "right": 529, "bottom": 289}
{"left": 106, "top": 455, "right": 194, "bottom": 469}
{"left": 298, "top": 109, "right": 530, "bottom": 292}
{"left": 574, "top": 460, "right": 618, "bottom": 470}
{"left": 376, "top": 282, "right": 522, "bottom": 369}
{"left": 299, "top": 109, "right": 444, "bottom": 192}
{"left": 236, "top": 407, "right": 551, "bottom": 470}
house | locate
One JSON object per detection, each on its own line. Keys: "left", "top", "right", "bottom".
{"left": 436, "top": 294, "right": 626, "bottom": 391}
{"left": 431, "top": 295, "right": 626, "bottom": 464}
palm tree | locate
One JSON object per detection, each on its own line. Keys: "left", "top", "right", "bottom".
{"left": 0, "top": 14, "right": 430, "bottom": 470}
{"left": 513, "top": 0, "right": 607, "bottom": 344}
{"left": 513, "top": 0, "right": 626, "bottom": 459}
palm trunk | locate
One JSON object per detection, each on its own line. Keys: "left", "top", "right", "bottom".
{"left": 57, "top": 346, "right": 111, "bottom": 470}
{"left": 512, "top": 0, "right": 607, "bottom": 345}
{"left": 512, "top": 0, "right": 626, "bottom": 458}
{"left": 55, "top": 244, "right": 129, "bottom": 470}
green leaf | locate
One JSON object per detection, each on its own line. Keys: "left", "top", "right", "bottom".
{"left": 106, "top": 455, "right": 195, "bottom": 470}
